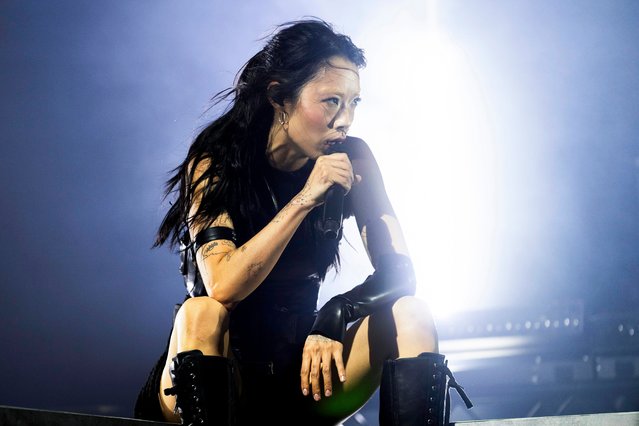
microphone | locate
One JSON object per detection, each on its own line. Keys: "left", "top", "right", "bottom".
{"left": 321, "top": 184, "right": 345, "bottom": 240}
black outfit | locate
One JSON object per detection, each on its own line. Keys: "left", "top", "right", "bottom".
{"left": 135, "top": 138, "right": 384, "bottom": 423}
{"left": 134, "top": 138, "right": 472, "bottom": 424}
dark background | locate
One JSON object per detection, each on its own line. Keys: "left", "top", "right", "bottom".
{"left": 1, "top": 0, "right": 638, "bottom": 421}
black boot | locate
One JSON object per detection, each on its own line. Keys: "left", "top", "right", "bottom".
{"left": 163, "top": 349, "right": 238, "bottom": 426}
{"left": 379, "top": 352, "right": 473, "bottom": 426}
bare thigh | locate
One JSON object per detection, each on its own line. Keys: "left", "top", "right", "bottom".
{"left": 309, "top": 305, "right": 399, "bottom": 421}
{"left": 310, "top": 296, "right": 438, "bottom": 422}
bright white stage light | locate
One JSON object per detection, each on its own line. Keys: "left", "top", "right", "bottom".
{"left": 325, "top": 2, "right": 497, "bottom": 317}
{"left": 398, "top": 32, "right": 496, "bottom": 318}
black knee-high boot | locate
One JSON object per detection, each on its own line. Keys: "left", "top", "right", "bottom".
{"left": 163, "top": 349, "right": 238, "bottom": 426}
{"left": 379, "top": 352, "right": 473, "bottom": 426}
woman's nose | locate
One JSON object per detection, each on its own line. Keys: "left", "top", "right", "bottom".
{"left": 329, "top": 105, "right": 354, "bottom": 134}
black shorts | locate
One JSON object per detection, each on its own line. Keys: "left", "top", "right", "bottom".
{"left": 133, "top": 302, "right": 337, "bottom": 425}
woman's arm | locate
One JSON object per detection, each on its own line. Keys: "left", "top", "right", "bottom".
{"left": 301, "top": 138, "right": 416, "bottom": 399}
{"left": 309, "top": 138, "right": 416, "bottom": 340}
{"left": 347, "top": 137, "right": 410, "bottom": 265}
{"left": 190, "top": 153, "right": 356, "bottom": 309}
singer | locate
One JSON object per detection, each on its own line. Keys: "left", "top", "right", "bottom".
{"left": 135, "top": 19, "right": 469, "bottom": 426}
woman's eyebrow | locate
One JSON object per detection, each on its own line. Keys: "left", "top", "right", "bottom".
{"left": 317, "top": 89, "right": 360, "bottom": 97}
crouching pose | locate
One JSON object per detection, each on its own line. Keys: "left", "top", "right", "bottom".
{"left": 134, "top": 19, "right": 471, "bottom": 426}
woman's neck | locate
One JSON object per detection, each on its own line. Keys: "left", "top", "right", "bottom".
{"left": 266, "top": 125, "right": 309, "bottom": 172}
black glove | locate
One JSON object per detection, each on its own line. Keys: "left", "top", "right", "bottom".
{"left": 310, "top": 253, "right": 416, "bottom": 342}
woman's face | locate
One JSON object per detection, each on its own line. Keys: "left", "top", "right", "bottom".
{"left": 283, "top": 56, "right": 361, "bottom": 160}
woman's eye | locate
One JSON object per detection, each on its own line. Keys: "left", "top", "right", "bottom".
{"left": 352, "top": 97, "right": 362, "bottom": 106}
{"left": 325, "top": 97, "right": 340, "bottom": 106}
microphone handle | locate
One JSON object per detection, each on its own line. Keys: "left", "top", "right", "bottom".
{"left": 322, "top": 185, "right": 345, "bottom": 240}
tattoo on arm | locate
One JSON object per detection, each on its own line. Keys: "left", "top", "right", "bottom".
{"left": 201, "top": 242, "right": 235, "bottom": 261}
{"left": 272, "top": 184, "right": 311, "bottom": 224}
{"left": 201, "top": 241, "right": 237, "bottom": 260}
{"left": 272, "top": 203, "right": 292, "bottom": 224}
{"left": 201, "top": 242, "right": 218, "bottom": 260}
{"left": 292, "top": 183, "right": 311, "bottom": 206}
{"left": 203, "top": 242, "right": 218, "bottom": 253}
{"left": 246, "top": 262, "right": 263, "bottom": 278}
{"left": 202, "top": 250, "right": 232, "bottom": 260}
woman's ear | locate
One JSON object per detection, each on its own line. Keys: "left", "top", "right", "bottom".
{"left": 267, "top": 81, "right": 282, "bottom": 109}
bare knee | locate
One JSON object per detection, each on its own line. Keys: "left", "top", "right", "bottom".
{"left": 178, "top": 295, "right": 229, "bottom": 322}
{"left": 391, "top": 296, "right": 439, "bottom": 353}
{"left": 175, "top": 296, "right": 230, "bottom": 355}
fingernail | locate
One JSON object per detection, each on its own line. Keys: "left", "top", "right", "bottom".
{"left": 314, "top": 393, "right": 320, "bottom": 401}
{"left": 325, "top": 389, "right": 332, "bottom": 397}
{"left": 340, "top": 375, "right": 346, "bottom": 382}
{"left": 302, "top": 388, "right": 308, "bottom": 396}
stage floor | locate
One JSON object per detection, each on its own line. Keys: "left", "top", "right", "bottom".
{"left": 1, "top": 405, "right": 638, "bottom": 425}
{"left": 455, "top": 411, "right": 639, "bottom": 425}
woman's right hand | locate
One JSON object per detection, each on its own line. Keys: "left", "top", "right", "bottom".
{"left": 299, "top": 153, "right": 361, "bottom": 208}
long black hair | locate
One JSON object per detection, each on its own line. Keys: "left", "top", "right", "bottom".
{"left": 156, "top": 19, "right": 365, "bottom": 278}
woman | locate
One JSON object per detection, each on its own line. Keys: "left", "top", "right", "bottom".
{"left": 135, "top": 19, "right": 470, "bottom": 426}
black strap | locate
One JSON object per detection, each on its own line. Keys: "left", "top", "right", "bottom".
{"left": 446, "top": 366, "right": 473, "bottom": 409}
{"left": 309, "top": 253, "right": 415, "bottom": 342}
{"left": 443, "top": 362, "right": 474, "bottom": 425}
{"left": 194, "top": 227, "right": 237, "bottom": 252}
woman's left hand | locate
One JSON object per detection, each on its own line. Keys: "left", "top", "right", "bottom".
{"left": 300, "top": 334, "right": 346, "bottom": 401}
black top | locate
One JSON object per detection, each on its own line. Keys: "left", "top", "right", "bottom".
{"left": 185, "top": 136, "right": 396, "bottom": 366}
